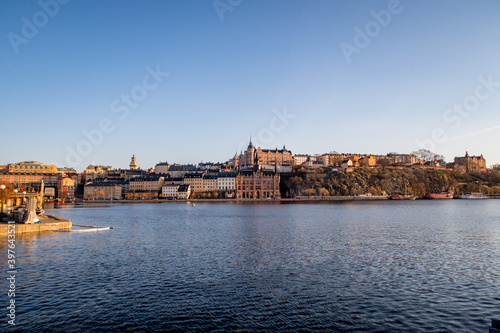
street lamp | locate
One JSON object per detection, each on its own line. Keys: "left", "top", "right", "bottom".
{"left": 23, "top": 191, "right": 26, "bottom": 205}
{"left": 0, "top": 185, "right": 5, "bottom": 217}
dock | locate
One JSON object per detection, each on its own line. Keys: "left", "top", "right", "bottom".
{"left": 0, "top": 214, "right": 72, "bottom": 236}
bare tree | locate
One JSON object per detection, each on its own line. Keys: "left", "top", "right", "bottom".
{"left": 412, "top": 149, "right": 446, "bottom": 163}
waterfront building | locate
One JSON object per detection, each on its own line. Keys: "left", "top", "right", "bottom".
{"left": 453, "top": 152, "right": 487, "bottom": 173}
{"left": 162, "top": 184, "right": 179, "bottom": 198}
{"left": 217, "top": 172, "right": 237, "bottom": 192}
{"left": 183, "top": 173, "right": 204, "bottom": 193}
{"left": 7, "top": 161, "right": 58, "bottom": 174}
{"left": 59, "top": 178, "right": 75, "bottom": 201}
{"left": 84, "top": 182, "right": 122, "bottom": 200}
{"left": 129, "top": 175, "right": 164, "bottom": 193}
{"left": 0, "top": 162, "right": 59, "bottom": 193}
{"left": 177, "top": 184, "right": 191, "bottom": 199}
{"left": 236, "top": 167, "right": 280, "bottom": 199}
{"left": 202, "top": 174, "right": 218, "bottom": 193}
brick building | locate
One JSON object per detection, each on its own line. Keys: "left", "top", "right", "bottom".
{"left": 453, "top": 152, "right": 487, "bottom": 173}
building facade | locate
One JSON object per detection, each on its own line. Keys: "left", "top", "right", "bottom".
{"left": 162, "top": 184, "right": 179, "bottom": 198}
{"left": 217, "top": 172, "right": 237, "bottom": 191}
{"left": 84, "top": 182, "right": 122, "bottom": 200}
{"left": 177, "top": 185, "right": 191, "bottom": 199}
{"left": 236, "top": 139, "right": 293, "bottom": 172}
{"left": 202, "top": 175, "right": 218, "bottom": 193}
{"left": 454, "top": 152, "right": 487, "bottom": 173}
{"left": 236, "top": 168, "right": 280, "bottom": 199}
{"left": 183, "top": 173, "right": 204, "bottom": 193}
{"left": 154, "top": 162, "right": 170, "bottom": 174}
{"left": 129, "top": 175, "right": 164, "bottom": 192}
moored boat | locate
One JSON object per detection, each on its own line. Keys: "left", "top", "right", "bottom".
{"left": 424, "top": 191, "right": 454, "bottom": 199}
{"left": 460, "top": 192, "right": 489, "bottom": 199}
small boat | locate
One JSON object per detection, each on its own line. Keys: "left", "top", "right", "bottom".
{"left": 460, "top": 192, "right": 489, "bottom": 199}
{"left": 424, "top": 191, "right": 454, "bottom": 199}
{"left": 54, "top": 227, "right": 112, "bottom": 232}
{"left": 54, "top": 224, "right": 114, "bottom": 232}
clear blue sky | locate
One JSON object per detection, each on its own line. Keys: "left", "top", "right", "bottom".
{"left": 1, "top": 0, "right": 500, "bottom": 171}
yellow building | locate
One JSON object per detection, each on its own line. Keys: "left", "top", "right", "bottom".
{"left": 84, "top": 183, "right": 122, "bottom": 200}
{"left": 202, "top": 175, "right": 218, "bottom": 192}
{"left": 183, "top": 173, "right": 204, "bottom": 193}
{"left": 129, "top": 175, "right": 164, "bottom": 192}
{"left": 359, "top": 156, "right": 376, "bottom": 167}
{"left": 8, "top": 161, "right": 57, "bottom": 174}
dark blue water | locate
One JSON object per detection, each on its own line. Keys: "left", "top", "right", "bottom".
{"left": 2, "top": 201, "right": 499, "bottom": 332}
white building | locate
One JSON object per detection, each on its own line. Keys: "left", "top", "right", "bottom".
{"left": 162, "top": 184, "right": 179, "bottom": 198}
{"left": 177, "top": 185, "right": 191, "bottom": 199}
{"left": 217, "top": 172, "right": 237, "bottom": 191}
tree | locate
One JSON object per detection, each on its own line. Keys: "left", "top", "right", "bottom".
{"left": 304, "top": 189, "right": 316, "bottom": 197}
{"left": 319, "top": 188, "right": 329, "bottom": 197}
{"left": 97, "top": 190, "right": 105, "bottom": 199}
{"left": 412, "top": 149, "right": 446, "bottom": 163}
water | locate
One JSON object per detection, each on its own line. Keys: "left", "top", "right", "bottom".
{"left": 2, "top": 200, "right": 499, "bottom": 332}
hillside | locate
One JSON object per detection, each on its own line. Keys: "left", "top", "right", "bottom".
{"left": 281, "top": 167, "right": 500, "bottom": 198}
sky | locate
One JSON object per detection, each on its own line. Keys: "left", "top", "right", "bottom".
{"left": 1, "top": 0, "right": 500, "bottom": 172}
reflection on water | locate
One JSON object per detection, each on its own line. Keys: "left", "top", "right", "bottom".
{"left": 2, "top": 200, "right": 499, "bottom": 332}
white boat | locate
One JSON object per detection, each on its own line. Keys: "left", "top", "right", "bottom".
{"left": 460, "top": 192, "right": 489, "bottom": 199}
{"left": 54, "top": 227, "right": 112, "bottom": 232}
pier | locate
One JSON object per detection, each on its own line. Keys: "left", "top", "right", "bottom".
{"left": 0, "top": 214, "right": 72, "bottom": 236}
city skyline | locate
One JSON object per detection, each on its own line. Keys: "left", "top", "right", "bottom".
{"left": 2, "top": 1, "right": 500, "bottom": 170}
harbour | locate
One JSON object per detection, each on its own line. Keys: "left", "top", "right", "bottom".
{"left": 2, "top": 200, "right": 498, "bottom": 332}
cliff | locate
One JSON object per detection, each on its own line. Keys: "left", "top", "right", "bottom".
{"left": 281, "top": 167, "right": 500, "bottom": 198}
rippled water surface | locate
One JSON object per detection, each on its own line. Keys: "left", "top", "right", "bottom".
{"left": 2, "top": 201, "right": 500, "bottom": 332}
